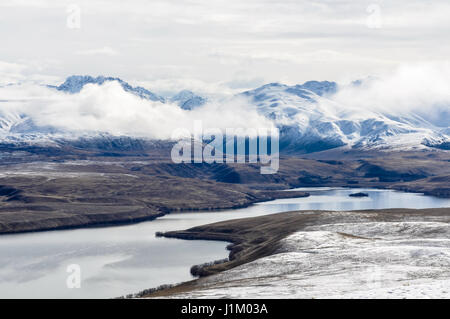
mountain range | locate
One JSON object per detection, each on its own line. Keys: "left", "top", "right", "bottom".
{"left": 241, "top": 81, "right": 448, "bottom": 152}
{"left": 0, "top": 75, "right": 448, "bottom": 154}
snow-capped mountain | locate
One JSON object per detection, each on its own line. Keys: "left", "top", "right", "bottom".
{"left": 51, "top": 76, "right": 208, "bottom": 110}
{"left": 241, "top": 82, "right": 449, "bottom": 152}
{"left": 51, "top": 75, "right": 166, "bottom": 102}
{"left": 0, "top": 75, "right": 448, "bottom": 154}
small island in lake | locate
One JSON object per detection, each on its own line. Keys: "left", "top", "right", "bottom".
{"left": 349, "top": 192, "right": 369, "bottom": 197}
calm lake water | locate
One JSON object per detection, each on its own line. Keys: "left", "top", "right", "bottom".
{"left": 0, "top": 188, "right": 448, "bottom": 298}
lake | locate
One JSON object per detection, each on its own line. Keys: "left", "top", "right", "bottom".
{"left": 0, "top": 188, "right": 448, "bottom": 298}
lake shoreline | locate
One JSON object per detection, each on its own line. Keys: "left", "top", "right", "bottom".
{"left": 2, "top": 181, "right": 449, "bottom": 236}
{"left": 1, "top": 183, "right": 448, "bottom": 236}
{"left": 0, "top": 190, "right": 309, "bottom": 235}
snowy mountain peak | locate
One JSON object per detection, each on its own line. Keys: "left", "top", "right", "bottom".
{"left": 300, "top": 81, "right": 337, "bottom": 96}
{"left": 55, "top": 75, "right": 165, "bottom": 102}
{"left": 169, "top": 90, "right": 207, "bottom": 110}
{"left": 242, "top": 80, "right": 337, "bottom": 103}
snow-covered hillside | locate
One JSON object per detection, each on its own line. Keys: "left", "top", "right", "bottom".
{"left": 165, "top": 214, "right": 450, "bottom": 299}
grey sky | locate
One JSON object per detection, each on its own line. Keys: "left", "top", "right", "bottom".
{"left": 1, "top": 0, "right": 450, "bottom": 94}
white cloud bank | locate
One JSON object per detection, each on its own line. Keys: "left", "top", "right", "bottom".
{"left": 0, "top": 81, "right": 274, "bottom": 140}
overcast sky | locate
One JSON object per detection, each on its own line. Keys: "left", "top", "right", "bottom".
{"left": 1, "top": 0, "right": 450, "bottom": 94}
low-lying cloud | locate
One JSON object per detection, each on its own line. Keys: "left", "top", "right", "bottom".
{"left": 0, "top": 81, "right": 275, "bottom": 140}
{"left": 328, "top": 63, "right": 450, "bottom": 127}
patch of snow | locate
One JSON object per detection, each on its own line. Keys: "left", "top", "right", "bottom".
{"left": 166, "top": 219, "right": 450, "bottom": 299}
